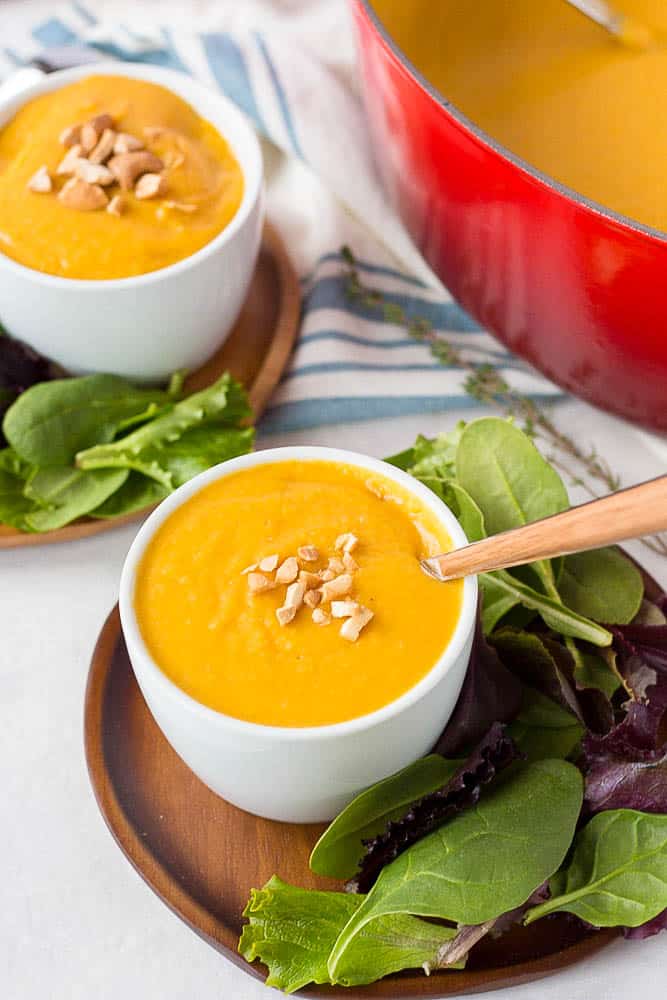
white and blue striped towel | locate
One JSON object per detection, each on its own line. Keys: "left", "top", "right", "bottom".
{"left": 0, "top": 3, "right": 562, "bottom": 433}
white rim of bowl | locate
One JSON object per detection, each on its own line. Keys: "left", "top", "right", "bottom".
{"left": 119, "top": 446, "right": 478, "bottom": 743}
{"left": 0, "top": 61, "right": 263, "bottom": 289}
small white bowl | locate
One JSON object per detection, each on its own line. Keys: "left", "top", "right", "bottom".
{"left": 0, "top": 63, "right": 264, "bottom": 381}
{"left": 119, "top": 447, "right": 477, "bottom": 823}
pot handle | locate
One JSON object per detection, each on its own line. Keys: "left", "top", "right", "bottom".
{"left": 0, "top": 66, "right": 45, "bottom": 104}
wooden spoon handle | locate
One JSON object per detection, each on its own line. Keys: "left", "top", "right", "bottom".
{"left": 424, "top": 475, "right": 667, "bottom": 582}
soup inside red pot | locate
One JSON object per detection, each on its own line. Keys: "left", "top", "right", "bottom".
{"left": 353, "top": 1, "right": 667, "bottom": 431}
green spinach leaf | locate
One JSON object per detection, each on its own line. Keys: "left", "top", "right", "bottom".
{"left": 573, "top": 649, "right": 622, "bottom": 699}
{"left": 310, "top": 755, "right": 460, "bottom": 880}
{"left": 24, "top": 466, "right": 128, "bottom": 531}
{"left": 76, "top": 374, "right": 251, "bottom": 486}
{"left": 525, "top": 809, "right": 667, "bottom": 928}
{"left": 239, "top": 876, "right": 460, "bottom": 993}
{"left": 455, "top": 418, "right": 569, "bottom": 592}
{"left": 480, "top": 574, "right": 521, "bottom": 634}
{"left": 327, "top": 760, "right": 583, "bottom": 979}
{"left": 0, "top": 468, "right": 36, "bottom": 530}
{"left": 386, "top": 425, "right": 463, "bottom": 479}
{"left": 558, "top": 548, "right": 643, "bottom": 624}
{"left": 89, "top": 473, "right": 169, "bottom": 518}
{"left": 82, "top": 425, "right": 254, "bottom": 490}
{"left": 507, "top": 687, "right": 584, "bottom": 761}
{"left": 3, "top": 374, "right": 173, "bottom": 466}
{"left": 482, "top": 570, "right": 612, "bottom": 646}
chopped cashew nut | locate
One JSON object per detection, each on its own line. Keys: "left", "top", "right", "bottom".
{"left": 108, "top": 151, "right": 164, "bottom": 190}
{"left": 241, "top": 536, "right": 370, "bottom": 638}
{"left": 320, "top": 574, "right": 353, "bottom": 603}
{"left": 258, "top": 554, "right": 279, "bottom": 573}
{"left": 276, "top": 606, "right": 296, "bottom": 626}
{"left": 27, "top": 166, "right": 51, "bottom": 193}
{"left": 275, "top": 557, "right": 299, "bottom": 584}
{"left": 58, "top": 178, "right": 108, "bottom": 211}
{"left": 59, "top": 124, "right": 81, "bottom": 147}
{"left": 331, "top": 600, "right": 360, "bottom": 619}
{"left": 284, "top": 580, "right": 306, "bottom": 610}
{"left": 106, "top": 194, "right": 125, "bottom": 217}
{"left": 247, "top": 572, "right": 274, "bottom": 594}
{"left": 340, "top": 606, "right": 374, "bottom": 642}
{"left": 75, "top": 160, "right": 115, "bottom": 186}
{"left": 89, "top": 128, "right": 117, "bottom": 165}
{"left": 80, "top": 114, "right": 114, "bottom": 153}
{"left": 303, "top": 589, "right": 321, "bottom": 609}
{"left": 56, "top": 144, "right": 83, "bottom": 176}
{"left": 297, "top": 545, "right": 320, "bottom": 562}
{"left": 335, "top": 533, "right": 359, "bottom": 554}
{"left": 113, "top": 132, "right": 144, "bottom": 154}
{"left": 163, "top": 200, "right": 197, "bottom": 213}
{"left": 343, "top": 552, "right": 359, "bottom": 573}
{"left": 134, "top": 172, "right": 168, "bottom": 200}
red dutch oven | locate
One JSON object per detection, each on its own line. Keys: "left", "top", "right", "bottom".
{"left": 352, "top": 1, "right": 667, "bottom": 431}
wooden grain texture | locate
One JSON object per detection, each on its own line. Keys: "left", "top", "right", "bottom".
{"left": 427, "top": 475, "right": 667, "bottom": 581}
{"left": 0, "top": 221, "right": 300, "bottom": 550}
{"left": 85, "top": 608, "right": 621, "bottom": 999}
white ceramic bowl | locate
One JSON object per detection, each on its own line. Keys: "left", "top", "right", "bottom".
{"left": 0, "top": 63, "right": 264, "bottom": 381}
{"left": 119, "top": 446, "right": 477, "bottom": 823}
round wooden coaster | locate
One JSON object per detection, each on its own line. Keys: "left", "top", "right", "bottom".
{"left": 85, "top": 606, "right": 619, "bottom": 999}
{"left": 0, "top": 221, "right": 300, "bottom": 549}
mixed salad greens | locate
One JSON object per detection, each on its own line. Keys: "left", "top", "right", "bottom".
{"left": 240, "top": 417, "right": 667, "bottom": 992}
{"left": 0, "top": 340, "right": 253, "bottom": 531}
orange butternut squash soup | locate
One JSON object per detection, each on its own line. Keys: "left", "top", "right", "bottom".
{"left": 134, "top": 460, "right": 463, "bottom": 727}
{"left": 0, "top": 75, "right": 244, "bottom": 279}
{"left": 372, "top": 0, "right": 667, "bottom": 231}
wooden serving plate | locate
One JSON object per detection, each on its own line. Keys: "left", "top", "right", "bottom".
{"left": 0, "top": 221, "right": 300, "bottom": 550}
{"left": 85, "top": 607, "right": 620, "bottom": 998}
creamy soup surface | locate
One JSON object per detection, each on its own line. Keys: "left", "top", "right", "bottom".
{"left": 0, "top": 75, "right": 244, "bottom": 279}
{"left": 372, "top": 0, "right": 667, "bottom": 230}
{"left": 134, "top": 460, "right": 463, "bottom": 727}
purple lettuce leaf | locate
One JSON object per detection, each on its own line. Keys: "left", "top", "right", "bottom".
{"left": 0, "top": 336, "right": 60, "bottom": 440}
{"left": 582, "top": 599, "right": 667, "bottom": 814}
{"left": 623, "top": 908, "right": 667, "bottom": 940}
{"left": 580, "top": 593, "right": 667, "bottom": 938}
{"left": 348, "top": 723, "right": 521, "bottom": 894}
{"left": 610, "top": 619, "right": 667, "bottom": 705}
{"left": 434, "top": 611, "right": 522, "bottom": 756}
{"left": 583, "top": 736, "right": 667, "bottom": 813}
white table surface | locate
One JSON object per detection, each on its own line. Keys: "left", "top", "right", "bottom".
{"left": 2, "top": 2, "right": 667, "bottom": 999}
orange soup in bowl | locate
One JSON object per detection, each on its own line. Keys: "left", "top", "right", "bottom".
{"left": 134, "top": 459, "right": 463, "bottom": 727}
{"left": 0, "top": 74, "right": 244, "bottom": 279}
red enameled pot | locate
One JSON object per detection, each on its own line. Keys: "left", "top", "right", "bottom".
{"left": 352, "top": 0, "right": 667, "bottom": 431}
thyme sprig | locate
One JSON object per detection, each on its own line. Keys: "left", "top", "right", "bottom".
{"left": 341, "top": 245, "right": 667, "bottom": 558}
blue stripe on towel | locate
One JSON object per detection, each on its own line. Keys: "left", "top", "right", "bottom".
{"left": 260, "top": 394, "right": 480, "bottom": 433}
{"left": 32, "top": 19, "right": 79, "bottom": 47}
{"left": 304, "top": 275, "right": 482, "bottom": 332}
{"left": 253, "top": 32, "right": 303, "bottom": 157}
{"left": 260, "top": 391, "right": 562, "bottom": 434}
{"left": 201, "top": 32, "right": 266, "bottom": 133}
{"left": 72, "top": 2, "right": 97, "bottom": 25}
